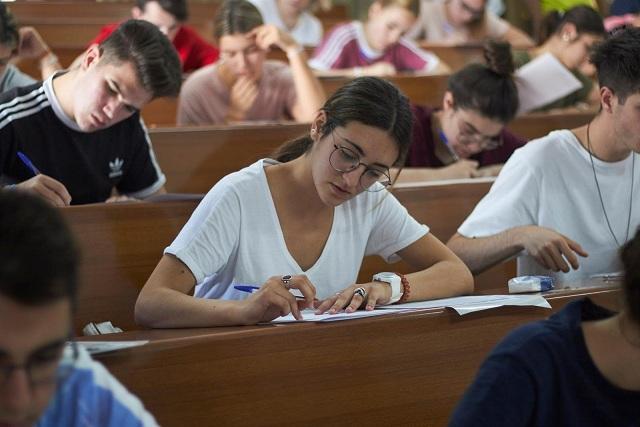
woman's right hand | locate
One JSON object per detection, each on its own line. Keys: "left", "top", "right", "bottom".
{"left": 226, "top": 76, "right": 259, "bottom": 122}
{"left": 237, "top": 275, "right": 316, "bottom": 324}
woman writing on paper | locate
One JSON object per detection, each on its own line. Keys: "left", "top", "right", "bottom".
{"left": 136, "top": 77, "right": 473, "bottom": 328}
{"left": 399, "top": 40, "right": 526, "bottom": 181}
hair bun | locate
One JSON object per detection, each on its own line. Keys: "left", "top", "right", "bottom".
{"left": 483, "top": 39, "right": 515, "bottom": 77}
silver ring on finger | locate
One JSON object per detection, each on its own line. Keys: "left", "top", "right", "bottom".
{"left": 353, "top": 287, "right": 367, "bottom": 298}
{"left": 281, "top": 274, "right": 292, "bottom": 289}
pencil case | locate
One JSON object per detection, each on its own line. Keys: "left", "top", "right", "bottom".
{"left": 508, "top": 275, "right": 554, "bottom": 293}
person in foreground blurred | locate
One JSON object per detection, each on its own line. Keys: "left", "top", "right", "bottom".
{"left": 449, "top": 227, "right": 640, "bottom": 426}
{"left": 0, "top": 191, "right": 157, "bottom": 427}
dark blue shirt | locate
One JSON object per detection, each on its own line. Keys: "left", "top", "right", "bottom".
{"left": 449, "top": 298, "right": 640, "bottom": 427}
{"left": 611, "top": 0, "right": 640, "bottom": 15}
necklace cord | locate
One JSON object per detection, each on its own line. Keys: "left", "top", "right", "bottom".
{"left": 586, "top": 121, "right": 634, "bottom": 247}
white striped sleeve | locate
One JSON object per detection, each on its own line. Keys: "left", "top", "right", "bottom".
{"left": 309, "top": 23, "right": 357, "bottom": 70}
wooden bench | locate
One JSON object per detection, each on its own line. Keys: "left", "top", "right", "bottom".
{"left": 79, "top": 286, "right": 620, "bottom": 426}
{"left": 149, "top": 123, "right": 309, "bottom": 193}
{"left": 62, "top": 180, "right": 511, "bottom": 333}
{"left": 147, "top": 109, "right": 594, "bottom": 193}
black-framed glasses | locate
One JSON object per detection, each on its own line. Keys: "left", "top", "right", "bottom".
{"left": 0, "top": 340, "right": 77, "bottom": 389}
{"left": 329, "top": 136, "right": 392, "bottom": 192}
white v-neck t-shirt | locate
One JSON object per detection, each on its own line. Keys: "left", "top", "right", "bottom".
{"left": 166, "top": 159, "right": 429, "bottom": 300}
{"left": 458, "top": 130, "right": 639, "bottom": 282}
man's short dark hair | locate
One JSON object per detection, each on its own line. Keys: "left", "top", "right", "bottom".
{"left": 100, "top": 19, "right": 182, "bottom": 99}
{"left": 0, "top": 191, "right": 78, "bottom": 307}
{"left": 135, "top": 0, "right": 188, "bottom": 22}
{"left": 0, "top": 4, "right": 19, "bottom": 51}
{"left": 590, "top": 26, "right": 640, "bottom": 104}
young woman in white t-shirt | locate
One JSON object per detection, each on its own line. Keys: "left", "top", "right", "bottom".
{"left": 136, "top": 77, "right": 473, "bottom": 328}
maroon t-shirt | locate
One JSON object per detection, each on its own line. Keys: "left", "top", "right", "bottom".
{"left": 406, "top": 105, "right": 527, "bottom": 167}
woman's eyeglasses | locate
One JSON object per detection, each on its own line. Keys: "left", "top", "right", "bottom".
{"left": 329, "top": 133, "right": 392, "bottom": 192}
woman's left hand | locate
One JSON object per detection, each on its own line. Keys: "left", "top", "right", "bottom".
{"left": 315, "top": 282, "right": 392, "bottom": 314}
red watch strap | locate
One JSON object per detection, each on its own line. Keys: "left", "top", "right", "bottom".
{"left": 396, "top": 272, "right": 410, "bottom": 303}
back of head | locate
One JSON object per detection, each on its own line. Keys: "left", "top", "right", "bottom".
{"left": 622, "top": 228, "right": 640, "bottom": 324}
{"left": 213, "top": 0, "right": 263, "bottom": 40}
{"left": 447, "top": 39, "right": 518, "bottom": 123}
{"left": 99, "top": 19, "right": 182, "bottom": 99}
{"left": 273, "top": 77, "right": 413, "bottom": 166}
{"left": 540, "top": 6, "right": 605, "bottom": 42}
{"left": 0, "top": 191, "right": 78, "bottom": 307}
{"left": 135, "top": 0, "right": 188, "bottom": 21}
{"left": 0, "top": 3, "right": 19, "bottom": 51}
{"left": 590, "top": 26, "right": 640, "bottom": 104}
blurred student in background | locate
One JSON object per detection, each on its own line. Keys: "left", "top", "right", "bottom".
{"left": 0, "top": 4, "right": 61, "bottom": 92}
{"left": 249, "top": 0, "right": 323, "bottom": 46}
{"left": 83, "top": 0, "right": 218, "bottom": 73}
{"left": 177, "top": 0, "right": 325, "bottom": 125}
{"left": 407, "top": 0, "right": 534, "bottom": 47}
{"left": 513, "top": 5, "right": 605, "bottom": 111}
{"left": 310, "top": 0, "right": 449, "bottom": 77}
{"left": 399, "top": 40, "right": 524, "bottom": 181}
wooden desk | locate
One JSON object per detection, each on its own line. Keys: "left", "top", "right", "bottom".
{"left": 81, "top": 286, "right": 620, "bottom": 427}
{"left": 62, "top": 180, "right": 507, "bottom": 333}
{"left": 149, "top": 123, "right": 309, "bottom": 193}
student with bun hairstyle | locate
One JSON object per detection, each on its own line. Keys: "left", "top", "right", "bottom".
{"left": 137, "top": 77, "right": 473, "bottom": 328}
{"left": 515, "top": 5, "right": 605, "bottom": 111}
{"left": 309, "top": 0, "right": 449, "bottom": 76}
{"left": 399, "top": 40, "right": 525, "bottom": 181}
{"left": 177, "top": 0, "right": 325, "bottom": 125}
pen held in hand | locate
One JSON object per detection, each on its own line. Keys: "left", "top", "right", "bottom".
{"left": 17, "top": 151, "right": 41, "bottom": 176}
{"left": 234, "top": 284, "right": 307, "bottom": 300}
{"left": 438, "top": 130, "right": 460, "bottom": 162}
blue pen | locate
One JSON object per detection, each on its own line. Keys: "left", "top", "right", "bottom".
{"left": 17, "top": 151, "right": 41, "bottom": 176}
{"left": 438, "top": 130, "right": 459, "bottom": 162}
{"left": 234, "top": 284, "right": 306, "bottom": 299}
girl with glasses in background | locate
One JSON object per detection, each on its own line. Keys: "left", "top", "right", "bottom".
{"left": 399, "top": 40, "right": 525, "bottom": 181}
{"left": 136, "top": 77, "right": 473, "bottom": 328}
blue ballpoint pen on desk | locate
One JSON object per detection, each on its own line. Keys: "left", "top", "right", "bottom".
{"left": 17, "top": 151, "right": 41, "bottom": 176}
{"left": 438, "top": 130, "right": 459, "bottom": 162}
{"left": 234, "top": 284, "right": 306, "bottom": 299}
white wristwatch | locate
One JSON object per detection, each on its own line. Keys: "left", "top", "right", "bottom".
{"left": 372, "top": 272, "right": 403, "bottom": 304}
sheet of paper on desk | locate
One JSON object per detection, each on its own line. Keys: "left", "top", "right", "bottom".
{"left": 515, "top": 52, "right": 582, "bottom": 114}
{"left": 272, "top": 307, "right": 409, "bottom": 323}
{"left": 75, "top": 340, "right": 149, "bottom": 355}
{"left": 376, "top": 295, "right": 551, "bottom": 315}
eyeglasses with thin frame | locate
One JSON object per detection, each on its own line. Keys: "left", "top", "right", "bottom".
{"left": 457, "top": 117, "right": 503, "bottom": 151}
{"left": 0, "top": 340, "right": 77, "bottom": 390}
{"left": 329, "top": 132, "right": 392, "bottom": 192}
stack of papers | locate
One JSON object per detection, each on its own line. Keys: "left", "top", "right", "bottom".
{"left": 272, "top": 294, "right": 551, "bottom": 323}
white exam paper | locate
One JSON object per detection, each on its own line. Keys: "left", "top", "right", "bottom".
{"left": 75, "top": 340, "right": 149, "bottom": 355}
{"left": 515, "top": 52, "right": 583, "bottom": 114}
{"left": 272, "top": 307, "right": 409, "bottom": 323}
{"left": 376, "top": 294, "right": 551, "bottom": 315}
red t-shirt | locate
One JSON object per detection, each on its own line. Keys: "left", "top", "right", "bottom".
{"left": 90, "top": 23, "right": 219, "bottom": 73}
